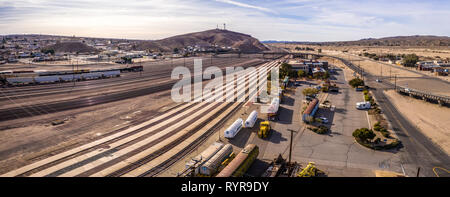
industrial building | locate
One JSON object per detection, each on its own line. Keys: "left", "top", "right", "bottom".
{"left": 288, "top": 59, "right": 328, "bottom": 74}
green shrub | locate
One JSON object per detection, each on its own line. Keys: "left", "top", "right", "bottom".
{"left": 309, "top": 125, "right": 329, "bottom": 134}
{"left": 353, "top": 128, "right": 376, "bottom": 142}
{"left": 349, "top": 78, "right": 364, "bottom": 88}
{"left": 374, "top": 138, "right": 381, "bottom": 144}
{"left": 383, "top": 139, "right": 401, "bottom": 149}
{"left": 381, "top": 131, "right": 390, "bottom": 138}
{"left": 317, "top": 125, "right": 329, "bottom": 134}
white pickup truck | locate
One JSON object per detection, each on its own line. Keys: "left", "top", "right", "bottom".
{"left": 356, "top": 101, "right": 371, "bottom": 109}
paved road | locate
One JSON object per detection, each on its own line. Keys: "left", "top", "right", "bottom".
{"left": 337, "top": 56, "right": 450, "bottom": 177}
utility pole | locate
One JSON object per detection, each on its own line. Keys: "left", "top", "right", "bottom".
{"left": 390, "top": 67, "right": 392, "bottom": 81}
{"left": 287, "top": 129, "right": 296, "bottom": 176}
{"left": 380, "top": 63, "right": 383, "bottom": 78}
{"left": 394, "top": 75, "right": 397, "bottom": 90}
{"left": 416, "top": 167, "right": 421, "bottom": 177}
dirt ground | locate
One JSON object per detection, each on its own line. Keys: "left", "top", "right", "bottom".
{"left": 270, "top": 43, "right": 450, "bottom": 59}
{"left": 384, "top": 90, "right": 450, "bottom": 155}
{"left": 321, "top": 51, "right": 450, "bottom": 96}
{"left": 0, "top": 89, "right": 178, "bottom": 174}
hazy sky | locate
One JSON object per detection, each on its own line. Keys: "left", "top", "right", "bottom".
{"left": 1, "top": 0, "right": 449, "bottom": 41}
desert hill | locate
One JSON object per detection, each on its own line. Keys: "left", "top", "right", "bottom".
{"left": 135, "top": 29, "right": 268, "bottom": 52}
{"left": 43, "top": 42, "right": 99, "bottom": 54}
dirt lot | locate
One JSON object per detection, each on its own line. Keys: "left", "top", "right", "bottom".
{"left": 321, "top": 51, "right": 450, "bottom": 96}
{"left": 0, "top": 89, "right": 178, "bottom": 174}
{"left": 384, "top": 90, "right": 450, "bottom": 155}
{"left": 270, "top": 43, "right": 450, "bottom": 60}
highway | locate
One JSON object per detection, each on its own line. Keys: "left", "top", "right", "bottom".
{"left": 0, "top": 58, "right": 283, "bottom": 177}
{"left": 0, "top": 57, "right": 267, "bottom": 122}
{"left": 336, "top": 56, "right": 450, "bottom": 177}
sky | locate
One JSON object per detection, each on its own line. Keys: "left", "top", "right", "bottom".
{"left": 1, "top": 0, "right": 449, "bottom": 41}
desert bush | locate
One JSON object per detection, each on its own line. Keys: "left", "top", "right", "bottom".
{"left": 349, "top": 78, "right": 364, "bottom": 88}
{"left": 353, "top": 128, "right": 376, "bottom": 142}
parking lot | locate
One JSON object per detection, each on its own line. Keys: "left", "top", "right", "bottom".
{"left": 289, "top": 69, "right": 405, "bottom": 175}
{"left": 246, "top": 68, "right": 406, "bottom": 176}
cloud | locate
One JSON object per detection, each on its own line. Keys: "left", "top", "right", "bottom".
{"left": 214, "top": 0, "right": 276, "bottom": 13}
{"left": 0, "top": 0, "right": 448, "bottom": 41}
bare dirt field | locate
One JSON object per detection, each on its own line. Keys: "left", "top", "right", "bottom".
{"left": 0, "top": 89, "right": 178, "bottom": 174}
{"left": 384, "top": 90, "right": 450, "bottom": 155}
{"left": 270, "top": 43, "right": 450, "bottom": 60}
{"left": 322, "top": 51, "right": 450, "bottom": 96}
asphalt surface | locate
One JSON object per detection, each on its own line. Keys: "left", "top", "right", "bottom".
{"left": 0, "top": 58, "right": 267, "bottom": 122}
{"left": 337, "top": 56, "right": 450, "bottom": 177}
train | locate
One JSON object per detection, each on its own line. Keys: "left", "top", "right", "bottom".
{"left": 224, "top": 118, "right": 243, "bottom": 138}
{"left": 2, "top": 69, "right": 120, "bottom": 85}
{"left": 0, "top": 68, "right": 134, "bottom": 86}
{"left": 216, "top": 144, "right": 259, "bottom": 177}
{"left": 0, "top": 65, "right": 144, "bottom": 86}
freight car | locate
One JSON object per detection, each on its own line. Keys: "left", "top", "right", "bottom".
{"left": 216, "top": 144, "right": 259, "bottom": 177}
{"left": 120, "top": 65, "right": 143, "bottom": 72}
{"left": 3, "top": 69, "right": 120, "bottom": 86}
{"left": 267, "top": 98, "right": 280, "bottom": 120}
{"left": 244, "top": 110, "right": 258, "bottom": 128}
{"left": 199, "top": 144, "right": 233, "bottom": 176}
{"left": 185, "top": 142, "right": 224, "bottom": 175}
{"left": 224, "top": 118, "right": 243, "bottom": 138}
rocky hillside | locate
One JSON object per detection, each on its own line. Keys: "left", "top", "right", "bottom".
{"left": 135, "top": 29, "right": 268, "bottom": 52}
{"left": 43, "top": 42, "right": 99, "bottom": 54}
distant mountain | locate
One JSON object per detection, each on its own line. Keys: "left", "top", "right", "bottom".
{"left": 43, "top": 42, "right": 99, "bottom": 54}
{"left": 318, "top": 36, "right": 450, "bottom": 47}
{"left": 135, "top": 29, "right": 269, "bottom": 52}
{"left": 265, "top": 36, "right": 450, "bottom": 47}
{"left": 262, "top": 40, "right": 312, "bottom": 44}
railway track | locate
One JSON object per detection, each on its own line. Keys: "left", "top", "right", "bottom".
{"left": 0, "top": 58, "right": 262, "bottom": 99}
{"left": 1, "top": 58, "right": 282, "bottom": 177}
{"left": 0, "top": 59, "right": 267, "bottom": 122}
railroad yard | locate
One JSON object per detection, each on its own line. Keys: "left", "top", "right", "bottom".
{"left": 0, "top": 54, "right": 281, "bottom": 176}
{"left": 0, "top": 50, "right": 448, "bottom": 177}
